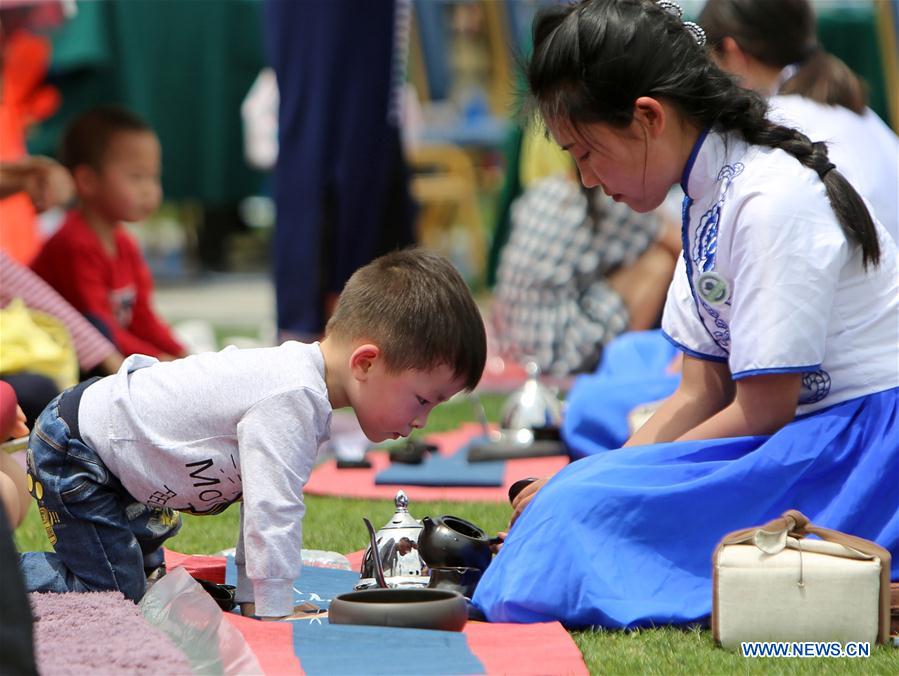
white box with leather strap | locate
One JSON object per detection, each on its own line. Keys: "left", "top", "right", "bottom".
{"left": 713, "top": 509, "right": 892, "bottom": 648}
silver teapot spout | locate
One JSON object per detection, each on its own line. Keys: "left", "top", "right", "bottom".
{"left": 358, "top": 490, "right": 428, "bottom": 589}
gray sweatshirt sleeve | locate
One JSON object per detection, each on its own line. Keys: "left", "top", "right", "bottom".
{"left": 235, "top": 503, "right": 247, "bottom": 597}
{"left": 233, "top": 387, "right": 328, "bottom": 617}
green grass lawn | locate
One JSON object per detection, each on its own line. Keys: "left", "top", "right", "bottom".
{"left": 14, "top": 393, "right": 897, "bottom": 674}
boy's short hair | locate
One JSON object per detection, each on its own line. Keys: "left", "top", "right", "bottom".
{"left": 326, "top": 248, "right": 487, "bottom": 391}
{"left": 59, "top": 105, "right": 153, "bottom": 172}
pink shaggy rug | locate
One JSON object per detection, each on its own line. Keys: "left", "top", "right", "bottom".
{"left": 30, "top": 591, "right": 191, "bottom": 675}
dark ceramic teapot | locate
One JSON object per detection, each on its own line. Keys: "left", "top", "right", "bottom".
{"left": 426, "top": 566, "right": 483, "bottom": 598}
{"left": 418, "top": 515, "right": 493, "bottom": 571}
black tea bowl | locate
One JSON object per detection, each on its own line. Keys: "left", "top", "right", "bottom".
{"left": 328, "top": 588, "right": 468, "bottom": 631}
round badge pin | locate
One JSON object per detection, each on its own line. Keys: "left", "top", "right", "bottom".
{"left": 697, "top": 272, "right": 729, "bottom": 305}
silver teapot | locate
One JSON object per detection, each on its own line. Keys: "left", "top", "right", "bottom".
{"left": 357, "top": 490, "right": 429, "bottom": 590}
{"left": 499, "top": 361, "right": 563, "bottom": 443}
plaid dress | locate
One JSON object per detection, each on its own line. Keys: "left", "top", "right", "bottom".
{"left": 493, "top": 176, "right": 659, "bottom": 375}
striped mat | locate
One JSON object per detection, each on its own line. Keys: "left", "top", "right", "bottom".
{"left": 164, "top": 550, "right": 588, "bottom": 675}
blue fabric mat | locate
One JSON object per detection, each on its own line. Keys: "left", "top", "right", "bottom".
{"left": 226, "top": 556, "right": 360, "bottom": 610}
{"left": 294, "top": 622, "right": 483, "bottom": 675}
{"left": 225, "top": 556, "right": 484, "bottom": 675}
{"left": 374, "top": 439, "right": 505, "bottom": 487}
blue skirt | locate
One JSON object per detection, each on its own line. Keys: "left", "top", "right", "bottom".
{"left": 472, "top": 386, "right": 899, "bottom": 628}
{"left": 564, "top": 330, "right": 680, "bottom": 459}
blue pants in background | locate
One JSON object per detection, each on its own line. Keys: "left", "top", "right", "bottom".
{"left": 265, "top": 0, "right": 415, "bottom": 337}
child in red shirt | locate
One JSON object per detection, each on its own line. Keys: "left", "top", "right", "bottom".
{"left": 31, "top": 106, "right": 186, "bottom": 360}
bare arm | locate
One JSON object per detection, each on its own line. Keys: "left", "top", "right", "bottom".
{"left": 0, "top": 157, "right": 74, "bottom": 210}
{"left": 676, "top": 372, "right": 801, "bottom": 441}
{"left": 625, "top": 354, "right": 734, "bottom": 446}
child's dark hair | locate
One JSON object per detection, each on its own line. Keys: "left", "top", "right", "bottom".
{"left": 698, "top": 0, "right": 867, "bottom": 114}
{"left": 325, "top": 248, "right": 487, "bottom": 391}
{"left": 60, "top": 105, "right": 153, "bottom": 172}
{"left": 528, "top": 0, "right": 880, "bottom": 267}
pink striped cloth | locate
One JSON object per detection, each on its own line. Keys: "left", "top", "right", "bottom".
{"left": 1, "top": 249, "right": 117, "bottom": 370}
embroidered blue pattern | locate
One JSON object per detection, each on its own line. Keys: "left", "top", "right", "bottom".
{"left": 685, "top": 162, "right": 743, "bottom": 352}
{"left": 799, "top": 369, "right": 831, "bottom": 404}
{"left": 694, "top": 208, "right": 719, "bottom": 273}
{"left": 692, "top": 163, "right": 743, "bottom": 273}
{"left": 698, "top": 297, "right": 731, "bottom": 348}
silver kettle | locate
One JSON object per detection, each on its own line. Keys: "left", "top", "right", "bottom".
{"left": 358, "top": 490, "right": 428, "bottom": 589}
{"left": 499, "top": 361, "right": 563, "bottom": 440}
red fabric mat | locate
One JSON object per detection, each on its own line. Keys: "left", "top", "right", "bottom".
{"left": 465, "top": 620, "right": 588, "bottom": 675}
{"left": 164, "top": 550, "right": 588, "bottom": 676}
{"left": 224, "top": 612, "right": 303, "bottom": 675}
{"left": 165, "top": 549, "right": 227, "bottom": 584}
{"left": 305, "top": 423, "right": 569, "bottom": 502}
{"left": 345, "top": 549, "right": 364, "bottom": 570}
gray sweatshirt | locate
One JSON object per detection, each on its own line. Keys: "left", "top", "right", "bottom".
{"left": 79, "top": 342, "right": 332, "bottom": 617}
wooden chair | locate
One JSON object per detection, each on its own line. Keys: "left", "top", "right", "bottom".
{"left": 408, "top": 143, "right": 485, "bottom": 284}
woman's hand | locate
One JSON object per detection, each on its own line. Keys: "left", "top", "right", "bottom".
{"left": 510, "top": 474, "right": 553, "bottom": 526}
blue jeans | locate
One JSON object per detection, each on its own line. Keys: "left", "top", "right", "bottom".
{"left": 19, "top": 392, "right": 181, "bottom": 601}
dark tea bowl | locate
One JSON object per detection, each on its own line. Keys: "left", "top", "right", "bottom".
{"left": 328, "top": 588, "right": 467, "bottom": 631}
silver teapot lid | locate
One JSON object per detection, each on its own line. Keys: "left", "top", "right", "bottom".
{"left": 381, "top": 490, "right": 423, "bottom": 533}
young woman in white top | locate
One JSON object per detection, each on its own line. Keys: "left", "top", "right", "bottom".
{"left": 699, "top": 0, "right": 898, "bottom": 241}
{"left": 561, "top": 0, "right": 899, "bottom": 460}
{"left": 472, "top": 0, "right": 898, "bottom": 628}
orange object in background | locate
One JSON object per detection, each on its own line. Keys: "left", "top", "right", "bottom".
{"left": 0, "top": 30, "right": 61, "bottom": 264}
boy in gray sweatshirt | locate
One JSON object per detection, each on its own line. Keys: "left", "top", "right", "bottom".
{"left": 19, "top": 249, "right": 486, "bottom": 620}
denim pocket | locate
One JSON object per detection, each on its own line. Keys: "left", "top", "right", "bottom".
{"left": 33, "top": 424, "right": 67, "bottom": 454}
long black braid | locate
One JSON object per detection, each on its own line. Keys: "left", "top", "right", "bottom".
{"left": 528, "top": 0, "right": 880, "bottom": 267}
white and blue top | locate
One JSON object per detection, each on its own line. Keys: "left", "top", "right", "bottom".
{"left": 662, "top": 129, "right": 899, "bottom": 415}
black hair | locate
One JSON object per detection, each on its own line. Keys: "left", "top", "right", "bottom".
{"left": 528, "top": 0, "right": 880, "bottom": 267}
{"left": 59, "top": 105, "right": 154, "bottom": 172}
{"left": 325, "top": 248, "right": 487, "bottom": 391}
{"left": 698, "top": 0, "right": 867, "bottom": 113}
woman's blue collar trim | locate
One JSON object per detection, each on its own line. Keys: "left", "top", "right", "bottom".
{"left": 680, "top": 127, "right": 710, "bottom": 196}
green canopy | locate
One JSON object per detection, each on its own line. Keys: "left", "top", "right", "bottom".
{"left": 28, "top": 0, "right": 266, "bottom": 204}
